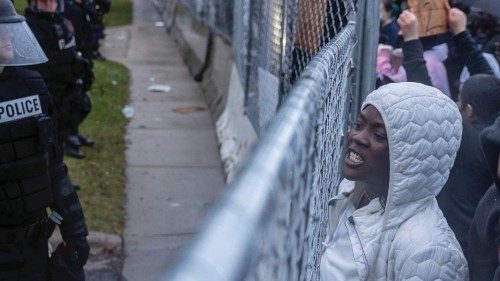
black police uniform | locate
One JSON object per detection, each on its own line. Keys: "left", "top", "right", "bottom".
{"left": 64, "top": 0, "right": 93, "bottom": 61}
{"left": 0, "top": 66, "right": 88, "bottom": 280}
{"left": 83, "top": 0, "right": 109, "bottom": 60}
{"left": 25, "top": 9, "right": 93, "bottom": 158}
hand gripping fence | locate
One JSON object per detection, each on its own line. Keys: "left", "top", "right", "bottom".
{"left": 167, "top": 22, "right": 356, "bottom": 281}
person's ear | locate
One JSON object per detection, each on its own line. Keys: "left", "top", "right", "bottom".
{"left": 463, "top": 103, "right": 474, "bottom": 119}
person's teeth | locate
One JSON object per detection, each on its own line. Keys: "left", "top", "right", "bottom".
{"left": 349, "top": 151, "right": 363, "bottom": 163}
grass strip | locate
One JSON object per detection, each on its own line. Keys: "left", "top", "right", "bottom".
{"left": 66, "top": 60, "right": 129, "bottom": 234}
{"left": 104, "top": 0, "right": 133, "bottom": 27}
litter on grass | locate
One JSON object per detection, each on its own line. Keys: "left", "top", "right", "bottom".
{"left": 122, "top": 106, "right": 135, "bottom": 119}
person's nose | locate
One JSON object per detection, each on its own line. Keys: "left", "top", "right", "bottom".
{"left": 351, "top": 128, "right": 370, "bottom": 148}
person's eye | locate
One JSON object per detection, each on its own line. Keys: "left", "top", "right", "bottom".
{"left": 375, "top": 132, "right": 387, "bottom": 140}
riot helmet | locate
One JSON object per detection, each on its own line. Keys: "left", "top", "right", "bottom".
{"left": 0, "top": 0, "right": 47, "bottom": 66}
{"left": 28, "top": 0, "right": 65, "bottom": 14}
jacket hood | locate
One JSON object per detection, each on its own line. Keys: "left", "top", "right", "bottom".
{"left": 362, "top": 82, "right": 462, "bottom": 229}
{"left": 481, "top": 116, "right": 500, "bottom": 189}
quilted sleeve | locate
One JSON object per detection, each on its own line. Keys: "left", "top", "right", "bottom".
{"left": 395, "top": 246, "right": 468, "bottom": 281}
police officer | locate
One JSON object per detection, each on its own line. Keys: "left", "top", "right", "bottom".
{"left": 0, "top": 0, "right": 89, "bottom": 279}
{"left": 83, "top": 0, "right": 110, "bottom": 60}
{"left": 25, "top": 0, "right": 94, "bottom": 159}
{"left": 64, "top": 0, "right": 93, "bottom": 60}
{"left": 63, "top": 0, "right": 98, "bottom": 149}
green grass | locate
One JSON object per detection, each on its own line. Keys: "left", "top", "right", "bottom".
{"left": 14, "top": 0, "right": 132, "bottom": 27}
{"left": 104, "top": 0, "right": 133, "bottom": 27}
{"left": 13, "top": 0, "right": 25, "bottom": 14}
{"left": 65, "top": 60, "right": 130, "bottom": 234}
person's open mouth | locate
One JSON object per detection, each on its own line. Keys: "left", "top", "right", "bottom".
{"left": 344, "top": 148, "right": 365, "bottom": 167}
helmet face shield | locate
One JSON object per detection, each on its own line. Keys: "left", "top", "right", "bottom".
{"left": 29, "top": 0, "right": 65, "bottom": 14}
{"left": 0, "top": 22, "right": 47, "bottom": 66}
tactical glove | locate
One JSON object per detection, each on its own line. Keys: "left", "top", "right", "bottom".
{"left": 49, "top": 240, "right": 86, "bottom": 281}
{"left": 63, "top": 236, "right": 90, "bottom": 268}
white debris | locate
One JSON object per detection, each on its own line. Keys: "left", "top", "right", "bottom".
{"left": 148, "top": 84, "right": 171, "bottom": 93}
{"left": 122, "top": 106, "right": 135, "bottom": 119}
{"left": 115, "top": 31, "right": 128, "bottom": 41}
{"left": 149, "top": 77, "right": 156, "bottom": 82}
{"left": 111, "top": 80, "right": 118, "bottom": 86}
{"left": 154, "top": 21, "right": 165, "bottom": 27}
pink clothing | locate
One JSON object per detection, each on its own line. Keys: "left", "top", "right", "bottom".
{"left": 423, "top": 44, "right": 450, "bottom": 96}
{"left": 376, "top": 45, "right": 407, "bottom": 82}
{"left": 376, "top": 43, "right": 450, "bottom": 96}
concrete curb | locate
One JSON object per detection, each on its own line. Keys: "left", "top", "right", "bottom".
{"left": 50, "top": 229, "right": 123, "bottom": 254}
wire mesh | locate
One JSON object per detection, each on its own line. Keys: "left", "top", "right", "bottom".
{"left": 240, "top": 0, "right": 355, "bottom": 133}
{"left": 243, "top": 0, "right": 286, "bottom": 131}
{"left": 157, "top": 0, "right": 354, "bottom": 134}
{"left": 233, "top": 0, "right": 251, "bottom": 91}
{"left": 175, "top": 0, "right": 233, "bottom": 41}
{"left": 168, "top": 23, "right": 356, "bottom": 281}
{"left": 152, "top": 0, "right": 361, "bottom": 279}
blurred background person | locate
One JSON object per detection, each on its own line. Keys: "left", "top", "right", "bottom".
{"left": 468, "top": 116, "right": 500, "bottom": 281}
{"left": 379, "top": 0, "right": 400, "bottom": 47}
{"left": 25, "top": 0, "right": 94, "bottom": 159}
{"left": 437, "top": 74, "right": 500, "bottom": 258}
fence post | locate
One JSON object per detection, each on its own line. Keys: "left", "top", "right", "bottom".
{"left": 351, "top": 0, "right": 378, "bottom": 119}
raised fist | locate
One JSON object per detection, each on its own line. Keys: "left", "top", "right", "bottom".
{"left": 397, "top": 10, "right": 419, "bottom": 42}
{"left": 448, "top": 8, "right": 467, "bottom": 36}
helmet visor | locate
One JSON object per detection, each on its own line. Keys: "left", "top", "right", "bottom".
{"left": 29, "top": 0, "right": 65, "bottom": 14}
{"left": 0, "top": 21, "right": 47, "bottom": 66}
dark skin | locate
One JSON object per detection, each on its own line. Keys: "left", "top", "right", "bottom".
{"left": 343, "top": 105, "right": 390, "bottom": 209}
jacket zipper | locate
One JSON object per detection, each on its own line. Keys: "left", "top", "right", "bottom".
{"left": 348, "top": 216, "right": 370, "bottom": 278}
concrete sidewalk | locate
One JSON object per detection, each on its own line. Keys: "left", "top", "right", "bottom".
{"left": 102, "top": 0, "right": 226, "bottom": 280}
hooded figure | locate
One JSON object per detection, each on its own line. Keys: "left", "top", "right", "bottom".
{"left": 468, "top": 116, "right": 500, "bottom": 281}
{"left": 321, "top": 82, "right": 468, "bottom": 280}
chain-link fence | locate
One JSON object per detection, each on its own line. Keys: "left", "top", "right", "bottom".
{"left": 153, "top": 0, "right": 365, "bottom": 280}
{"left": 241, "top": 0, "right": 355, "bottom": 132}
{"left": 155, "top": 0, "right": 233, "bottom": 40}
{"left": 159, "top": 0, "right": 356, "bottom": 133}
{"left": 167, "top": 22, "right": 356, "bottom": 281}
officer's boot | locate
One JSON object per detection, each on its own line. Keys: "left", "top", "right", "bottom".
{"left": 65, "top": 136, "right": 85, "bottom": 159}
{"left": 77, "top": 134, "right": 94, "bottom": 147}
{"left": 91, "top": 50, "right": 105, "bottom": 61}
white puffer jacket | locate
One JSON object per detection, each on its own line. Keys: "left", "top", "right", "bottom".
{"left": 324, "top": 82, "right": 468, "bottom": 280}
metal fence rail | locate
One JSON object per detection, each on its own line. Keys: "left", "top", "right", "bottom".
{"left": 167, "top": 23, "right": 356, "bottom": 281}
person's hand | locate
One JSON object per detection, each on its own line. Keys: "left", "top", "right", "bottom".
{"left": 378, "top": 44, "right": 393, "bottom": 55}
{"left": 397, "top": 10, "right": 419, "bottom": 42}
{"left": 63, "top": 236, "right": 90, "bottom": 268}
{"left": 448, "top": 8, "right": 467, "bottom": 35}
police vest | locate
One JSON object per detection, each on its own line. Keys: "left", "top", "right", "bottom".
{"left": 0, "top": 67, "right": 55, "bottom": 218}
{"left": 25, "top": 11, "right": 80, "bottom": 94}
